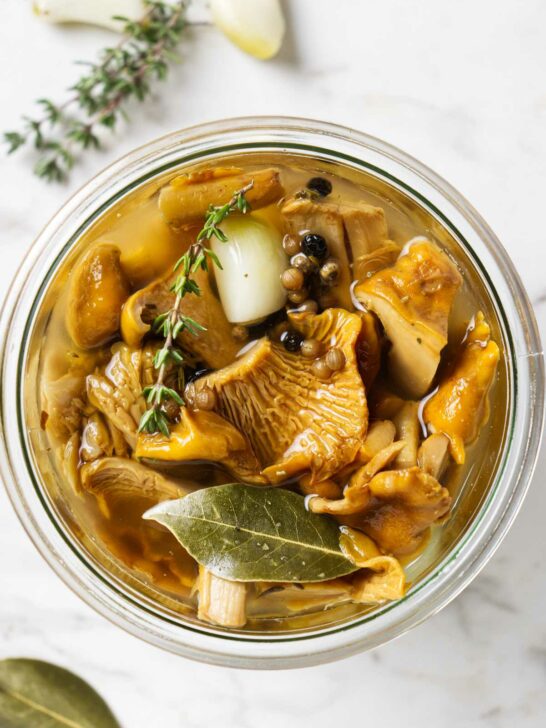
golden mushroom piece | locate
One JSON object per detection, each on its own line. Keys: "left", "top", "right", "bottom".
{"left": 354, "top": 240, "right": 462, "bottom": 398}
{"left": 66, "top": 243, "right": 130, "bottom": 349}
{"left": 360, "top": 467, "right": 452, "bottom": 555}
{"left": 120, "top": 267, "right": 240, "bottom": 369}
{"left": 190, "top": 308, "right": 369, "bottom": 484}
{"left": 135, "top": 407, "right": 264, "bottom": 485}
{"left": 81, "top": 457, "right": 185, "bottom": 511}
{"left": 159, "top": 167, "right": 284, "bottom": 227}
{"left": 423, "top": 311, "right": 500, "bottom": 465}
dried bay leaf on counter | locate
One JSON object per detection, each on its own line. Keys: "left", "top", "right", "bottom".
{"left": 143, "top": 483, "right": 358, "bottom": 582}
{"left": 0, "top": 658, "right": 120, "bottom": 728}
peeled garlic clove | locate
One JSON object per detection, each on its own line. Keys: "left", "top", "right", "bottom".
{"left": 33, "top": 0, "right": 145, "bottom": 31}
{"left": 210, "top": 0, "right": 285, "bottom": 60}
{"left": 212, "top": 215, "right": 288, "bottom": 325}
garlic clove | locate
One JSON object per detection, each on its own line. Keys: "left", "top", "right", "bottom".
{"left": 212, "top": 214, "right": 288, "bottom": 325}
{"left": 210, "top": 0, "right": 285, "bottom": 60}
{"left": 33, "top": 0, "right": 145, "bottom": 32}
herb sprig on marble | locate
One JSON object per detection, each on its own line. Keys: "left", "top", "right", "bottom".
{"left": 3, "top": 1, "right": 187, "bottom": 182}
{"left": 138, "top": 181, "right": 253, "bottom": 437}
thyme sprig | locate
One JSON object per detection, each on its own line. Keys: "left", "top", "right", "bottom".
{"left": 138, "top": 181, "right": 254, "bottom": 436}
{"left": 3, "top": 1, "right": 187, "bottom": 182}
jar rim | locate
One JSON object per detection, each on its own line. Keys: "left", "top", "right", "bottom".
{"left": 0, "top": 116, "right": 543, "bottom": 668}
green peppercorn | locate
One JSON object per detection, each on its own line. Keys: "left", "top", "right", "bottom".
{"left": 282, "top": 234, "right": 300, "bottom": 256}
{"left": 325, "top": 347, "right": 346, "bottom": 371}
{"left": 301, "top": 338, "right": 321, "bottom": 358}
{"left": 287, "top": 287, "right": 309, "bottom": 304}
{"left": 311, "top": 357, "right": 333, "bottom": 380}
{"left": 281, "top": 267, "right": 305, "bottom": 291}
{"left": 290, "top": 252, "right": 317, "bottom": 274}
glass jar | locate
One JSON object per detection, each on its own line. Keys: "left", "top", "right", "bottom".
{"left": 0, "top": 117, "right": 543, "bottom": 668}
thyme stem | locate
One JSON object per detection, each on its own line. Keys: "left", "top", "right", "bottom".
{"left": 3, "top": 1, "right": 188, "bottom": 182}
{"left": 138, "top": 181, "right": 254, "bottom": 436}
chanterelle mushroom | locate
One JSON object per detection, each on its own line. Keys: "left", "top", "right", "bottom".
{"left": 191, "top": 308, "right": 369, "bottom": 484}
{"left": 197, "top": 567, "right": 247, "bottom": 629}
{"left": 359, "top": 467, "right": 452, "bottom": 555}
{"left": 340, "top": 528, "right": 405, "bottom": 604}
{"left": 281, "top": 196, "right": 389, "bottom": 310}
{"left": 159, "top": 167, "right": 284, "bottom": 227}
{"left": 282, "top": 197, "right": 352, "bottom": 309}
{"left": 354, "top": 240, "right": 462, "bottom": 398}
{"left": 66, "top": 243, "right": 131, "bottom": 349}
{"left": 86, "top": 343, "right": 148, "bottom": 449}
{"left": 423, "top": 311, "right": 500, "bottom": 464}
{"left": 135, "top": 407, "right": 264, "bottom": 484}
{"left": 121, "top": 267, "right": 240, "bottom": 369}
{"left": 81, "top": 457, "right": 185, "bottom": 515}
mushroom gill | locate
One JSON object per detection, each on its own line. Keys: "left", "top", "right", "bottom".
{"left": 189, "top": 308, "right": 370, "bottom": 484}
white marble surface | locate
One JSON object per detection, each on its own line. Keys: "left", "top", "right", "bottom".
{"left": 1, "top": 1, "right": 545, "bottom": 725}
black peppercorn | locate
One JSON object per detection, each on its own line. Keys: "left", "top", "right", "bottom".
{"left": 307, "top": 177, "right": 332, "bottom": 197}
{"left": 301, "top": 233, "right": 328, "bottom": 259}
{"left": 186, "top": 366, "right": 212, "bottom": 383}
{"left": 280, "top": 330, "right": 303, "bottom": 352}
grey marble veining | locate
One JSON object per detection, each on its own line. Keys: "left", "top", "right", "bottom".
{"left": 0, "top": 1, "right": 544, "bottom": 726}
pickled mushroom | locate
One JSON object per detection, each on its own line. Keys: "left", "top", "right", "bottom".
{"left": 254, "top": 580, "right": 350, "bottom": 613}
{"left": 355, "top": 311, "right": 382, "bottom": 389}
{"left": 357, "top": 420, "right": 397, "bottom": 462}
{"left": 81, "top": 457, "right": 195, "bottom": 593}
{"left": 81, "top": 457, "right": 186, "bottom": 517}
{"left": 135, "top": 407, "right": 265, "bottom": 484}
{"left": 417, "top": 433, "right": 450, "bottom": 480}
{"left": 340, "top": 528, "right": 405, "bottom": 604}
{"left": 159, "top": 167, "right": 284, "bottom": 227}
{"left": 359, "top": 466, "right": 452, "bottom": 555}
{"left": 423, "top": 312, "right": 500, "bottom": 464}
{"left": 80, "top": 411, "right": 129, "bottom": 463}
{"left": 392, "top": 401, "right": 420, "bottom": 469}
{"left": 197, "top": 567, "right": 247, "bottom": 628}
{"left": 308, "top": 441, "right": 404, "bottom": 516}
{"left": 282, "top": 196, "right": 351, "bottom": 309}
{"left": 66, "top": 243, "right": 130, "bottom": 349}
{"left": 86, "top": 343, "right": 147, "bottom": 449}
{"left": 43, "top": 370, "right": 87, "bottom": 443}
{"left": 121, "top": 267, "right": 240, "bottom": 369}
{"left": 191, "top": 308, "right": 369, "bottom": 484}
{"left": 354, "top": 240, "right": 462, "bottom": 398}
{"left": 340, "top": 202, "right": 389, "bottom": 259}
{"left": 353, "top": 240, "right": 400, "bottom": 281}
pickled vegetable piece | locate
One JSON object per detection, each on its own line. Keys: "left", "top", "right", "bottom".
{"left": 197, "top": 567, "right": 247, "bottom": 628}
{"left": 355, "top": 240, "right": 462, "bottom": 398}
{"left": 136, "top": 407, "right": 264, "bottom": 484}
{"left": 212, "top": 215, "right": 288, "bottom": 324}
{"left": 423, "top": 312, "right": 500, "bottom": 464}
{"left": 66, "top": 243, "right": 130, "bottom": 349}
{"left": 159, "top": 167, "right": 284, "bottom": 227}
{"left": 191, "top": 309, "right": 369, "bottom": 484}
{"left": 121, "top": 268, "right": 240, "bottom": 369}
{"left": 360, "top": 467, "right": 452, "bottom": 555}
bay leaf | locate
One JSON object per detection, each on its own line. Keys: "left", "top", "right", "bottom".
{"left": 0, "top": 659, "right": 120, "bottom": 728}
{"left": 143, "top": 483, "right": 358, "bottom": 582}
